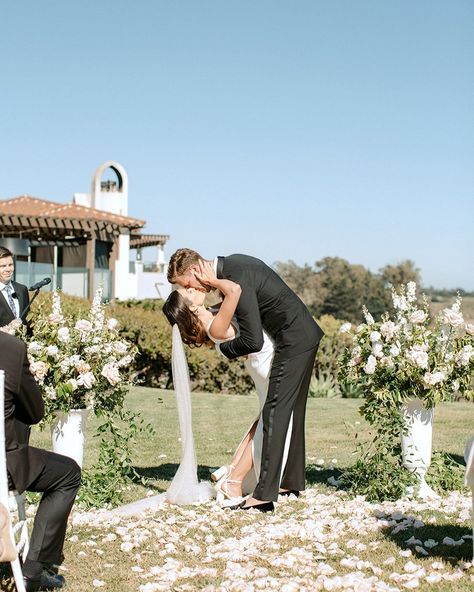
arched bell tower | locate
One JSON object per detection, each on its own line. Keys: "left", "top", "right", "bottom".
{"left": 91, "top": 161, "right": 129, "bottom": 215}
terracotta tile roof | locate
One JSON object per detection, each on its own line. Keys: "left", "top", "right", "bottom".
{"left": 130, "top": 233, "right": 170, "bottom": 248}
{"left": 0, "top": 195, "right": 145, "bottom": 228}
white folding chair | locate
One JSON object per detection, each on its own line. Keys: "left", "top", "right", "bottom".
{"left": 464, "top": 435, "right": 474, "bottom": 562}
{"left": 0, "top": 369, "right": 28, "bottom": 592}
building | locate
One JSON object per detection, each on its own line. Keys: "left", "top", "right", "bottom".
{"left": 0, "top": 161, "right": 171, "bottom": 300}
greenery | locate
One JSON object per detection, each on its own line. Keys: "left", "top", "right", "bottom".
{"left": 14, "top": 290, "right": 155, "bottom": 508}
{"left": 338, "top": 282, "right": 474, "bottom": 501}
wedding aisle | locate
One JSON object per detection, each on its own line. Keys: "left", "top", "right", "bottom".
{"left": 60, "top": 486, "right": 473, "bottom": 591}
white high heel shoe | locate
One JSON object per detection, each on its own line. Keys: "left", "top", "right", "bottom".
{"left": 215, "top": 476, "right": 244, "bottom": 505}
{"left": 211, "top": 463, "right": 236, "bottom": 483}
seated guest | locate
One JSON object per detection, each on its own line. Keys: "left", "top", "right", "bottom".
{"left": 0, "top": 246, "right": 30, "bottom": 329}
{"left": 1, "top": 331, "right": 81, "bottom": 591}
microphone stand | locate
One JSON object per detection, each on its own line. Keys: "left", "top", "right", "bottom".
{"left": 20, "top": 287, "right": 42, "bottom": 321}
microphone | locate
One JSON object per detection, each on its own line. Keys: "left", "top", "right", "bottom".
{"left": 29, "top": 277, "right": 52, "bottom": 291}
{"left": 12, "top": 292, "right": 18, "bottom": 299}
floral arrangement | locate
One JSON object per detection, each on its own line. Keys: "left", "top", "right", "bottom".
{"left": 23, "top": 288, "right": 137, "bottom": 421}
{"left": 339, "top": 282, "right": 474, "bottom": 408}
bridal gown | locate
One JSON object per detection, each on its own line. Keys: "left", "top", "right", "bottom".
{"left": 208, "top": 322, "right": 293, "bottom": 495}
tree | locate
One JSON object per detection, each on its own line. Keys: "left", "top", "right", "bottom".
{"left": 380, "top": 260, "right": 421, "bottom": 289}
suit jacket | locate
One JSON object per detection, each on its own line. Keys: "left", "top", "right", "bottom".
{"left": 0, "top": 332, "right": 45, "bottom": 493}
{"left": 217, "top": 254, "right": 324, "bottom": 360}
{"left": 0, "top": 281, "right": 30, "bottom": 328}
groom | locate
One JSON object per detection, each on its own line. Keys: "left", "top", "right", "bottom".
{"left": 168, "top": 249, "right": 323, "bottom": 511}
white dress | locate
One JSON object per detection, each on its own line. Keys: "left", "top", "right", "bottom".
{"left": 208, "top": 321, "right": 293, "bottom": 494}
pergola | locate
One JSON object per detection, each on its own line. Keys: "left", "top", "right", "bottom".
{"left": 0, "top": 195, "right": 156, "bottom": 299}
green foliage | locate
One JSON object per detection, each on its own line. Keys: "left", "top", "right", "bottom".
{"left": 339, "top": 380, "right": 364, "bottom": 399}
{"left": 426, "top": 451, "right": 466, "bottom": 494}
{"left": 308, "top": 375, "right": 339, "bottom": 398}
{"left": 77, "top": 408, "right": 155, "bottom": 509}
{"left": 339, "top": 400, "right": 417, "bottom": 501}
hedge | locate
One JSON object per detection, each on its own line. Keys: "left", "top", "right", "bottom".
{"left": 27, "top": 295, "right": 349, "bottom": 394}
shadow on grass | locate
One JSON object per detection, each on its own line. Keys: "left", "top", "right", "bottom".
{"left": 133, "top": 463, "right": 219, "bottom": 491}
{"left": 447, "top": 453, "right": 466, "bottom": 467}
{"left": 379, "top": 517, "right": 472, "bottom": 566}
{"left": 305, "top": 464, "right": 342, "bottom": 486}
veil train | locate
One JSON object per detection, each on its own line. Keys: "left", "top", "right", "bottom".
{"left": 165, "top": 324, "right": 214, "bottom": 504}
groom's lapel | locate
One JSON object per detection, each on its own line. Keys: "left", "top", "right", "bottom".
{"left": 216, "top": 256, "right": 224, "bottom": 279}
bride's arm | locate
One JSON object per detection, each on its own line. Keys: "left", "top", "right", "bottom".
{"left": 195, "top": 262, "right": 241, "bottom": 340}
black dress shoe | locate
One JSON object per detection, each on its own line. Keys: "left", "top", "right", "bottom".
{"left": 228, "top": 500, "right": 274, "bottom": 513}
{"left": 279, "top": 489, "right": 300, "bottom": 498}
{"left": 24, "top": 569, "right": 65, "bottom": 591}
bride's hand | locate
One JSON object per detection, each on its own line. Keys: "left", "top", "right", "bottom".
{"left": 194, "top": 261, "right": 217, "bottom": 287}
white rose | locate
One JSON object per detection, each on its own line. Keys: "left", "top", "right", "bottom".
{"left": 77, "top": 371, "right": 95, "bottom": 389}
{"left": 101, "top": 363, "right": 120, "bottom": 386}
{"left": 28, "top": 341, "right": 44, "bottom": 355}
{"left": 75, "top": 319, "right": 93, "bottom": 332}
{"left": 48, "top": 312, "right": 64, "bottom": 324}
{"left": 370, "top": 331, "right": 382, "bottom": 343}
{"left": 113, "top": 341, "right": 128, "bottom": 355}
{"left": 380, "top": 321, "right": 397, "bottom": 340}
{"left": 372, "top": 342, "right": 384, "bottom": 358}
{"left": 30, "top": 360, "right": 48, "bottom": 381}
{"left": 465, "top": 323, "right": 474, "bottom": 336}
{"left": 410, "top": 310, "right": 427, "bottom": 324}
{"left": 117, "top": 354, "right": 132, "bottom": 368}
{"left": 423, "top": 371, "right": 445, "bottom": 387}
{"left": 390, "top": 344, "right": 401, "bottom": 357}
{"left": 57, "top": 327, "right": 70, "bottom": 343}
{"left": 406, "top": 345, "right": 429, "bottom": 369}
{"left": 107, "top": 318, "right": 119, "bottom": 330}
{"left": 364, "top": 355, "right": 377, "bottom": 375}
{"left": 442, "top": 308, "right": 464, "bottom": 327}
{"left": 46, "top": 345, "right": 59, "bottom": 358}
{"left": 75, "top": 360, "right": 91, "bottom": 374}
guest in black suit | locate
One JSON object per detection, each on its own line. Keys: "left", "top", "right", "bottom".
{"left": 168, "top": 249, "right": 323, "bottom": 512}
{"left": 0, "top": 332, "right": 81, "bottom": 591}
{"left": 0, "top": 246, "right": 30, "bottom": 329}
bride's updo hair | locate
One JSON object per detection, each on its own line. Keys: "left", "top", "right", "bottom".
{"left": 162, "top": 290, "right": 212, "bottom": 347}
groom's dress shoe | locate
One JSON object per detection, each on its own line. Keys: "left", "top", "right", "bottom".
{"left": 228, "top": 500, "right": 274, "bottom": 513}
{"left": 24, "top": 569, "right": 65, "bottom": 591}
{"left": 279, "top": 489, "right": 300, "bottom": 498}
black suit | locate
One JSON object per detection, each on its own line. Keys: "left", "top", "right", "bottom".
{"left": 217, "top": 254, "right": 324, "bottom": 501}
{"left": 0, "top": 280, "right": 30, "bottom": 328}
{"left": 1, "top": 332, "right": 81, "bottom": 570}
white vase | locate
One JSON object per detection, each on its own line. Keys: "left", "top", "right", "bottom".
{"left": 400, "top": 398, "right": 439, "bottom": 499}
{"left": 51, "top": 409, "right": 90, "bottom": 468}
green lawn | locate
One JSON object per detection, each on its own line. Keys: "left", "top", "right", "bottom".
{"left": 6, "top": 389, "right": 473, "bottom": 591}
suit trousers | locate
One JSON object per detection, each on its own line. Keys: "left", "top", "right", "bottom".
{"left": 253, "top": 346, "right": 318, "bottom": 502}
{"left": 15, "top": 449, "right": 81, "bottom": 565}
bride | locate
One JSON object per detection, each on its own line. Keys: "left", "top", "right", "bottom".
{"left": 162, "top": 262, "right": 294, "bottom": 504}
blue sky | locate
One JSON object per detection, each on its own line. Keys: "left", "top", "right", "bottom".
{"left": 1, "top": 1, "right": 472, "bottom": 289}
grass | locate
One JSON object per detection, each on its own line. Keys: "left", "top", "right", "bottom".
{"left": 2, "top": 389, "right": 473, "bottom": 591}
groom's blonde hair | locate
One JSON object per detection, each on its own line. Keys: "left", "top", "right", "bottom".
{"left": 167, "top": 248, "right": 203, "bottom": 283}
